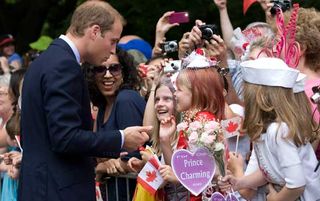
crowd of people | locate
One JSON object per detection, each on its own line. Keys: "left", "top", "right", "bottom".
{"left": 0, "top": 0, "right": 320, "bottom": 201}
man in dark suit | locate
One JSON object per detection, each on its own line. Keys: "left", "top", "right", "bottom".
{"left": 18, "top": 1, "right": 150, "bottom": 201}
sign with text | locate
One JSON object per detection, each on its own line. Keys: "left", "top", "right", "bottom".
{"left": 171, "top": 148, "right": 215, "bottom": 196}
{"left": 210, "top": 192, "right": 239, "bottom": 201}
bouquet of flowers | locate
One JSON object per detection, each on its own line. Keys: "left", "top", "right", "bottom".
{"left": 176, "top": 112, "right": 226, "bottom": 176}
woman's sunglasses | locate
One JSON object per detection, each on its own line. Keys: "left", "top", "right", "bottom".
{"left": 93, "top": 63, "right": 122, "bottom": 76}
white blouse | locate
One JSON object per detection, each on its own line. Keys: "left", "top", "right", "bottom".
{"left": 246, "top": 122, "right": 320, "bottom": 201}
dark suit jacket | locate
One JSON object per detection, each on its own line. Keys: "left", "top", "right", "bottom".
{"left": 19, "top": 38, "right": 122, "bottom": 201}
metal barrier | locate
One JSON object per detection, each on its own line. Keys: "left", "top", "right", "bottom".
{"left": 102, "top": 173, "right": 137, "bottom": 201}
{"left": 103, "top": 173, "right": 193, "bottom": 201}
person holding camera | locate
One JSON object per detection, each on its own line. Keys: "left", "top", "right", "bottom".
{"left": 19, "top": 2, "right": 151, "bottom": 201}
{"left": 152, "top": 11, "right": 180, "bottom": 57}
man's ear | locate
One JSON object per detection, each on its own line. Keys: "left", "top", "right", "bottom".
{"left": 89, "top": 25, "right": 101, "bottom": 40}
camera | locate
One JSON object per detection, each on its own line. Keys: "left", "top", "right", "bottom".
{"left": 270, "top": 0, "right": 291, "bottom": 16}
{"left": 161, "top": 40, "right": 178, "bottom": 54}
{"left": 199, "top": 24, "right": 218, "bottom": 41}
{"left": 311, "top": 86, "right": 320, "bottom": 104}
{"left": 163, "top": 60, "right": 182, "bottom": 73}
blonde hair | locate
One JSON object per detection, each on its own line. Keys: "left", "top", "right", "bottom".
{"left": 243, "top": 82, "right": 313, "bottom": 146}
{"left": 67, "top": 1, "right": 125, "bottom": 37}
{"left": 151, "top": 77, "right": 178, "bottom": 156}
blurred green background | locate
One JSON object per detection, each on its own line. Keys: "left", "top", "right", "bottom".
{"left": 0, "top": 0, "right": 319, "bottom": 54}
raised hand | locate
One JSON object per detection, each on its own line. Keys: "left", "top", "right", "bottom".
{"left": 145, "top": 63, "right": 163, "bottom": 90}
{"left": 159, "top": 115, "right": 176, "bottom": 142}
{"left": 156, "top": 11, "right": 179, "bottom": 37}
{"left": 159, "top": 164, "right": 179, "bottom": 184}
{"left": 123, "top": 126, "right": 152, "bottom": 152}
{"left": 213, "top": 0, "right": 227, "bottom": 10}
{"left": 204, "top": 34, "right": 228, "bottom": 67}
{"left": 178, "top": 32, "right": 191, "bottom": 59}
{"left": 189, "top": 20, "right": 205, "bottom": 49}
{"left": 153, "top": 11, "right": 180, "bottom": 57}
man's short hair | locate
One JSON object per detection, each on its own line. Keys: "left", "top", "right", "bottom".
{"left": 67, "top": 1, "right": 125, "bottom": 37}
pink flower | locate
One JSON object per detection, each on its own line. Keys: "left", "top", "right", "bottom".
{"left": 177, "top": 122, "right": 188, "bottom": 132}
{"left": 200, "top": 132, "right": 215, "bottom": 146}
{"left": 188, "top": 121, "right": 202, "bottom": 131}
{"left": 204, "top": 121, "right": 220, "bottom": 133}
{"left": 188, "top": 132, "right": 198, "bottom": 144}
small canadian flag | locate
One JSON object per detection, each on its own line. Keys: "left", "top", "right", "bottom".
{"left": 137, "top": 155, "right": 164, "bottom": 195}
{"left": 95, "top": 182, "right": 103, "bottom": 201}
{"left": 221, "top": 116, "right": 242, "bottom": 139}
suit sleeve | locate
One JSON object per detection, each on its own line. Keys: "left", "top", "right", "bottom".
{"left": 43, "top": 59, "right": 121, "bottom": 157}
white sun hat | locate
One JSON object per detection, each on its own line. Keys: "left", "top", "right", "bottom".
{"left": 240, "top": 57, "right": 299, "bottom": 88}
{"left": 293, "top": 73, "right": 307, "bottom": 93}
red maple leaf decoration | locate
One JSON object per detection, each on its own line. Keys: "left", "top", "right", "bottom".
{"left": 226, "top": 121, "right": 239, "bottom": 133}
{"left": 195, "top": 48, "right": 205, "bottom": 56}
{"left": 146, "top": 170, "right": 157, "bottom": 182}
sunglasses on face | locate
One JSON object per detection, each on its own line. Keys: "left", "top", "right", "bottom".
{"left": 93, "top": 63, "right": 122, "bottom": 76}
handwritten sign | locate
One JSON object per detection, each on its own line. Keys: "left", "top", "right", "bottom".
{"left": 171, "top": 148, "right": 215, "bottom": 196}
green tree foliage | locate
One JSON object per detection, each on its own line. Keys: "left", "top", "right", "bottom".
{"left": 0, "top": 0, "right": 319, "bottom": 54}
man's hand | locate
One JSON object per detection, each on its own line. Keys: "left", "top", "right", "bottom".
{"left": 95, "top": 158, "right": 125, "bottom": 176}
{"left": 123, "top": 126, "right": 152, "bottom": 152}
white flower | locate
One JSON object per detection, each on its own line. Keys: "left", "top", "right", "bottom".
{"left": 188, "top": 132, "right": 198, "bottom": 144}
{"left": 214, "top": 142, "right": 225, "bottom": 151}
{"left": 199, "top": 131, "right": 209, "bottom": 143}
{"left": 177, "top": 122, "right": 188, "bottom": 132}
{"left": 204, "top": 121, "right": 220, "bottom": 133}
{"left": 189, "top": 121, "right": 202, "bottom": 131}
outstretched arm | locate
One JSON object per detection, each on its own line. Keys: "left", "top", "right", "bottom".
{"left": 213, "top": 0, "right": 234, "bottom": 48}
{"left": 153, "top": 11, "right": 179, "bottom": 57}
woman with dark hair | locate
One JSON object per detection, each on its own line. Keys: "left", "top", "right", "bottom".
{"left": 84, "top": 47, "right": 145, "bottom": 201}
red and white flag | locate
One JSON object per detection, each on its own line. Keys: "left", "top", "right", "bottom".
{"left": 137, "top": 155, "right": 164, "bottom": 195}
{"left": 221, "top": 116, "right": 242, "bottom": 139}
{"left": 95, "top": 182, "right": 103, "bottom": 201}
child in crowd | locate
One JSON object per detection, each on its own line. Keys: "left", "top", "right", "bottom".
{"left": 130, "top": 75, "right": 188, "bottom": 201}
{"left": 222, "top": 57, "right": 320, "bottom": 201}
{"left": 159, "top": 51, "right": 233, "bottom": 200}
{"left": 0, "top": 69, "right": 25, "bottom": 201}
